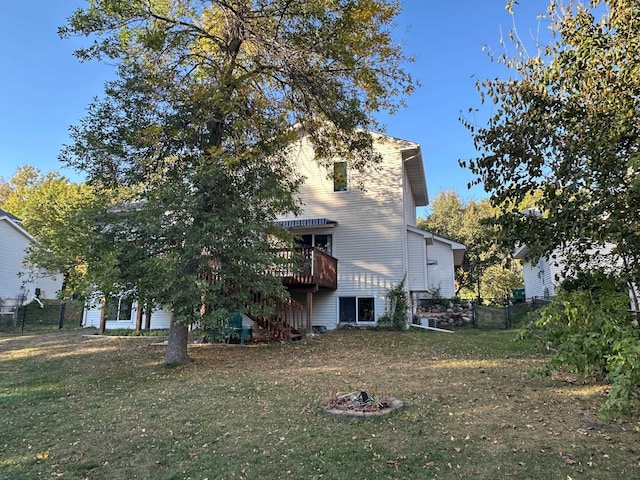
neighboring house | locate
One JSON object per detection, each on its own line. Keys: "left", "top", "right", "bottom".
{"left": 82, "top": 132, "right": 465, "bottom": 332}
{"left": 513, "top": 245, "right": 563, "bottom": 301}
{"left": 514, "top": 243, "right": 638, "bottom": 307}
{"left": 0, "top": 208, "right": 62, "bottom": 311}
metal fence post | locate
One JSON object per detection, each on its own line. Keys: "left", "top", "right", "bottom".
{"left": 472, "top": 302, "right": 478, "bottom": 328}
{"left": 59, "top": 302, "right": 66, "bottom": 330}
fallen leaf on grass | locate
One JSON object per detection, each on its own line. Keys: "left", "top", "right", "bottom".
{"left": 35, "top": 451, "right": 49, "bottom": 460}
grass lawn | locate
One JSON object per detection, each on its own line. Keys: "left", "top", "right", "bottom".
{"left": 1, "top": 327, "right": 638, "bottom": 479}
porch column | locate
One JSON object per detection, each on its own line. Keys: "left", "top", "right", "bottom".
{"left": 135, "top": 301, "right": 143, "bottom": 332}
{"left": 99, "top": 296, "right": 106, "bottom": 334}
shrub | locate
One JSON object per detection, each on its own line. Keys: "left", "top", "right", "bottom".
{"left": 524, "top": 283, "right": 640, "bottom": 417}
{"left": 378, "top": 279, "right": 410, "bottom": 330}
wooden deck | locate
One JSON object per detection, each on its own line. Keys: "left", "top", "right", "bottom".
{"left": 276, "top": 247, "right": 338, "bottom": 290}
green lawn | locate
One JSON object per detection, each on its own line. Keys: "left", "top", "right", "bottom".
{"left": 1, "top": 328, "right": 638, "bottom": 479}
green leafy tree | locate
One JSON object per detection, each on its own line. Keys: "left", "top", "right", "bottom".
{"left": 524, "top": 282, "right": 639, "bottom": 417}
{"left": 461, "top": 0, "right": 640, "bottom": 308}
{"left": 418, "top": 190, "right": 508, "bottom": 298}
{"left": 480, "top": 265, "right": 522, "bottom": 302}
{"left": 0, "top": 166, "right": 102, "bottom": 298}
{"left": 60, "top": 0, "right": 416, "bottom": 364}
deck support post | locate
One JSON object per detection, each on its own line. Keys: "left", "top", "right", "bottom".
{"left": 306, "top": 291, "right": 313, "bottom": 335}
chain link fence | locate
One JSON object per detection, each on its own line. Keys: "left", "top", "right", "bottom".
{"left": 0, "top": 299, "right": 84, "bottom": 333}
{"left": 473, "top": 301, "right": 531, "bottom": 330}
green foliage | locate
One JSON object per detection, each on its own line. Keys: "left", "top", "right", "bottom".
{"left": 480, "top": 264, "right": 523, "bottom": 302}
{"left": 418, "top": 190, "right": 510, "bottom": 297}
{"left": 464, "top": 1, "right": 640, "bottom": 415}
{"left": 0, "top": 166, "right": 106, "bottom": 299}
{"left": 60, "top": 0, "right": 416, "bottom": 364}
{"left": 378, "top": 279, "right": 410, "bottom": 330}
{"left": 461, "top": 0, "right": 640, "bottom": 296}
{"left": 524, "top": 286, "right": 640, "bottom": 417}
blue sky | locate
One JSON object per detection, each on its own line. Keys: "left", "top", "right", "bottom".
{"left": 0, "top": 1, "right": 550, "bottom": 206}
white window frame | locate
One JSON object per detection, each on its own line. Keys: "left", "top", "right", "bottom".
{"left": 338, "top": 296, "right": 376, "bottom": 324}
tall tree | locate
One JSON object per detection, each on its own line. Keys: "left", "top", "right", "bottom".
{"left": 418, "top": 190, "right": 507, "bottom": 298}
{"left": 461, "top": 0, "right": 640, "bottom": 307}
{"left": 60, "top": 0, "right": 416, "bottom": 364}
{"left": 0, "top": 166, "right": 101, "bottom": 298}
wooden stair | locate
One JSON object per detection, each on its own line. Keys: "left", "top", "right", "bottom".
{"left": 251, "top": 296, "right": 305, "bottom": 341}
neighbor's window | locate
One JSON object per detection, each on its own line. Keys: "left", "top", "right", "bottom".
{"left": 105, "top": 297, "right": 133, "bottom": 321}
{"left": 339, "top": 297, "right": 375, "bottom": 323}
{"left": 333, "top": 161, "right": 348, "bottom": 192}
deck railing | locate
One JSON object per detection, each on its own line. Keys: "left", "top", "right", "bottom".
{"left": 276, "top": 247, "right": 338, "bottom": 290}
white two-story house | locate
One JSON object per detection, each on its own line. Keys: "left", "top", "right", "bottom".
{"left": 82, "top": 132, "right": 465, "bottom": 333}
{"left": 0, "top": 208, "right": 62, "bottom": 312}
{"left": 275, "top": 132, "right": 464, "bottom": 330}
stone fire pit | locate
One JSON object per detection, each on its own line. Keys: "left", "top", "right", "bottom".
{"left": 321, "top": 391, "right": 404, "bottom": 418}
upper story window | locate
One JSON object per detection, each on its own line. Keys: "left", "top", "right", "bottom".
{"left": 333, "top": 161, "right": 348, "bottom": 192}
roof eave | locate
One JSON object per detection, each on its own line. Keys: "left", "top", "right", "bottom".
{"left": 402, "top": 146, "right": 429, "bottom": 207}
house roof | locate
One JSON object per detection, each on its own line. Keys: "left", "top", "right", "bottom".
{"left": 513, "top": 244, "right": 532, "bottom": 259}
{"left": 275, "top": 218, "right": 338, "bottom": 229}
{"left": 407, "top": 226, "right": 466, "bottom": 266}
{"left": 374, "top": 133, "right": 428, "bottom": 207}
{"left": 0, "top": 208, "right": 21, "bottom": 223}
{"left": 403, "top": 147, "right": 429, "bottom": 207}
{"left": 0, "top": 209, "right": 35, "bottom": 243}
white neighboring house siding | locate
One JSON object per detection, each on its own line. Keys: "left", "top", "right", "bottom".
{"left": 0, "top": 214, "right": 62, "bottom": 302}
{"left": 516, "top": 247, "right": 608, "bottom": 300}
{"left": 521, "top": 257, "right": 560, "bottom": 300}
{"left": 281, "top": 136, "right": 407, "bottom": 329}
{"left": 82, "top": 301, "right": 172, "bottom": 330}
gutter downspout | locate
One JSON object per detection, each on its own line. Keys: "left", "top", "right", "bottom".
{"left": 402, "top": 151, "right": 421, "bottom": 325}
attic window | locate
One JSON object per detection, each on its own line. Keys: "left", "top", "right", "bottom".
{"left": 333, "top": 162, "right": 348, "bottom": 192}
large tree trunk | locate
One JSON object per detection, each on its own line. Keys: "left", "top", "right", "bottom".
{"left": 164, "top": 318, "right": 189, "bottom": 365}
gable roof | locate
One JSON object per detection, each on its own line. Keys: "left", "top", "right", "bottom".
{"left": 0, "top": 209, "right": 35, "bottom": 243}
{"left": 0, "top": 208, "right": 21, "bottom": 223}
{"left": 375, "top": 134, "right": 428, "bottom": 207}
{"left": 513, "top": 244, "right": 532, "bottom": 260}
{"left": 407, "top": 226, "right": 466, "bottom": 266}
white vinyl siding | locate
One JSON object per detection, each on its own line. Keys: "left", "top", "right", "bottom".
{"left": 0, "top": 219, "right": 31, "bottom": 299}
{"left": 282, "top": 137, "right": 406, "bottom": 328}
{"left": 407, "top": 230, "right": 428, "bottom": 291}
{"left": 426, "top": 240, "right": 457, "bottom": 298}
{"left": 521, "top": 254, "right": 563, "bottom": 300}
{"left": 82, "top": 302, "right": 172, "bottom": 330}
{"left": 0, "top": 218, "right": 62, "bottom": 300}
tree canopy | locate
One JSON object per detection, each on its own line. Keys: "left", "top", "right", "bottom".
{"left": 60, "top": 0, "right": 417, "bottom": 364}
{"left": 0, "top": 166, "right": 100, "bottom": 297}
{"left": 461, "top": 0, "right": 640, "bottom": 306}
{"left": 418, "top": 190, "right": 520, "bottom": 301}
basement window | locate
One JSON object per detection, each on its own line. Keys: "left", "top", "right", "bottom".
{"left": 339, "top": 297, "right": 375, "bottom": 323}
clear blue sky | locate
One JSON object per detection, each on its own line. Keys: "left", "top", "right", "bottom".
{"left": 0, "top": 0, "right": 550, "bottom": 205}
